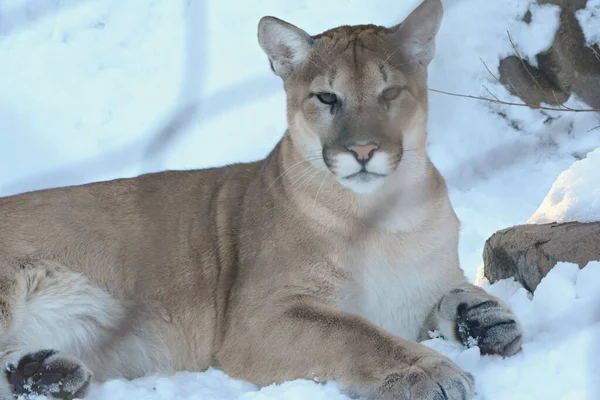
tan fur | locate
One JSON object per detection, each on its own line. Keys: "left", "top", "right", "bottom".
{"left": 0, "top": 1, "right": 522, "bottom": 399}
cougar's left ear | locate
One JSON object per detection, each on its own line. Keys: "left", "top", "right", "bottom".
{"left": 389, "top": 0, "right": 444, "bottom": 66}
{"left": 257, "top": 16, "right": 314, "bottom": 79}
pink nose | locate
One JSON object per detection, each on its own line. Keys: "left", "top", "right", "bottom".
{"left": 347, "top": 144, "right": 379, "bottom": 162}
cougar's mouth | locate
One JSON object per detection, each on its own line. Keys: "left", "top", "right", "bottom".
{"left": 343, "top": 170, "right": 387, "bottom": 181}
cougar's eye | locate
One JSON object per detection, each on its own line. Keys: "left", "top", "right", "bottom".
{"left": 382, "top": 86, "right": 402, "bottom": 101}
{"left": 315, "top": 92, "right": 338, "bottom": 105}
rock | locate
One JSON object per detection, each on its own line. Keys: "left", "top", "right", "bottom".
{"left": 483, "top": 222, "right": 600, "bottom": 292}
{"left": 498, "top": 56, "right": 569, "bottom": 107}
{"left": 498, "top": 0, "right": 600, "bottom": 109}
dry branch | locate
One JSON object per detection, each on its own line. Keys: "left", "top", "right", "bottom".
{"left": 428, "top": 88, "right": 600, "bottom": 113}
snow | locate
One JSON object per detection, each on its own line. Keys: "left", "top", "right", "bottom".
{"left": 577, "top": 0, "right": 600, "bottom": 46}
{"left": 529, "top": 148, "right": 600, "bottom": 224}
{"left": 77, "top": 369, "right": 349, "bottom": 400}
{"left": 1, "top": 0, "right": 600, "bottom": 399}
{"left": 460, "top": 262, "right": 600, "bottom": 400}
{"left": 575, "top": 260, "right": 600, "bottom": 301}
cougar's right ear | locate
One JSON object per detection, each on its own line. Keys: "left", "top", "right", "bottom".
{"left": 257, "top": 16, "right": 314, "bottom": 79}
{"left": 389, "top": 0, "right": 444, "bottom": 66}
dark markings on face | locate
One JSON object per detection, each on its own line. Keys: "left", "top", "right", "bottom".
{"left": 352, "top": 37, "right": 360, "bottom": 71}
{"left": 328, "top": 70, "right": 336, "bottom": 88}
{"left": 379, "top": 64, "right": 388, "bottom": 82}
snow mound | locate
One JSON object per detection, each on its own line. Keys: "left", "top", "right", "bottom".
{"left": 529, "top": 148, "right": 600, "bottom": 224}
{"left": 576, "top": 0, "right": 600, "bottom": 46}
{"left": 463, "top": 261, "right": 600, "bottom": 400}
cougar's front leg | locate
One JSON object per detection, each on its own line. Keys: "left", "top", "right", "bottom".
{"left": 218, "top": 299, "right": 474, "bottom": 400}
{"left": 422, "top": 283, "right": 523, "bottom": 357}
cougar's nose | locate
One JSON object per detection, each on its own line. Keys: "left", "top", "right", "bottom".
{"left": 346, "top": 143, "right": 379, "bottom": 164}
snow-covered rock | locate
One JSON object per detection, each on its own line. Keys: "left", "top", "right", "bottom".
{"left": 530, "top": 148, "right": 600, "bottom": 224}
{"left": 483, "top": 221, "right": 600, "bottom": 291}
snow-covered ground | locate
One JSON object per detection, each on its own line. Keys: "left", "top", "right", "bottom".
{"left": 1, "top": 0, "right": 600, "bottom": 399}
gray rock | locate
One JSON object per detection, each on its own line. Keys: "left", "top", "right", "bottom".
{"left": 483, "top": 222, "right": 600, "bottom": 292}
{"left": 498, "top": 0, "right": 600, "bottom": 109}
{"left": 498, "top": 56, "right": 569, "bottom": 107}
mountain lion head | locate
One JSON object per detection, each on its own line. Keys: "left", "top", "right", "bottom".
{"left": 258, "top": 0, "right": 442, "bottom": 194}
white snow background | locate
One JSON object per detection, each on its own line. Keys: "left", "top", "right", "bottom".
{"left": 1, "top": 0, "right": 600, "bottom": 399}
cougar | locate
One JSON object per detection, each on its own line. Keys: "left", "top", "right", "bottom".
{"left": 0, "top": 0, "right": 523, "bottom": 398}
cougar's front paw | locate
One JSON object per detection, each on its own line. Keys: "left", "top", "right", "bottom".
{"left": 456, "top": 299, "right": 523, "bottom": 357}
{"left": 5, "top": 349, "right": 92, "bottom": 400}
{"left": 380, "top": 353, "right": 474, "bottom": 400}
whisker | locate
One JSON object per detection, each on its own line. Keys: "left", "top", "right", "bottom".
{"left": 313, "top": 172, "right": 330, "bottom": 208}
{"left": 295, "top": 169, "right": 320, "bottom": 191}
{"left": 307, "top": 57, "right": 325, "bottom": 71}
{"left": 304, "top": 148, "right": 324, "bottom": 154}
{"left": 292, "top": 169, "right": 321, "bottom": 193}
{"left": 267, "top": 156, "right": 321, "bottom": 190}
{"left": 385, "top": 41, "right": 435, "bottom": 69}
{"left": 311, "top": 50, "right": 329, "bottom": 70}
{"left": 387, "top": 59, "right": 422, "bottom": 69}
{"left": 383, "top": 45, "right": 403, "bottom": 65}
{"left": 288, "top": 166, "right": 318, "bottom": 190}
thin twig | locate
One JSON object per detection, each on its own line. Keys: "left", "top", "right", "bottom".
{"left": 479, "top": 58, "right": 524, "bottom": 99}
{"left": 428, "top": 88, "right": 600, "bottom": 112}
{"left": 550, "top": 89, "right": 569, "bottom": 110}
{"left": 479, "top": 58, "right": 503, "bottom": 86}
{"left": 506, "top": 31, "right": 549, "bottom": 101}
{"left": 482, "top": 85, "right": 501, "bottom": 102}
{"left": 589, "top": 46, "right": 600, "bottom": 64}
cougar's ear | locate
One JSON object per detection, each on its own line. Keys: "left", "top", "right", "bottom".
{"left": 258, "top": 16, "right": 314, "bottom": 79}
{"left": 389, "top": 0, "right": 444, "bottom": 66}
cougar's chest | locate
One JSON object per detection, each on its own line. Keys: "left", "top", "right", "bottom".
{"left": 338, "top": 230, "right": 460, "bottom": 341}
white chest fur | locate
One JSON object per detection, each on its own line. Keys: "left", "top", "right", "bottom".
{"left": 338, "top": 225, "right": 464, "bottom": 341}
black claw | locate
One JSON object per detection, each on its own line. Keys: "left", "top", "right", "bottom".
{"left": 433, "top": 391, "right": 446, "bottom": 400}
{"left": 465, "top": 300, "right": 499, "bottom": 313}
{"left": 481, "top": 320, "right": 516, "bottom": 331}
{"left": 22, "top": 361, "right": 42, "bottom": 377}
{"left": 40, "top": 371, "right": 66, "bottom": 385}
{"left": 17, "top": 349, "right": 56, "bottom": 368}
{"left": 456, "top": 302, "right": 468, "bottom": 317}
{"left": 449, "top": 377, "right": 468, "bottom": 399}
{"left": 436, "top": 382, "right": 449, "bottom": 400}
{"left": 501, "top": 334, "right": 523, "bottom": 357}
{"left": 506, "top": 334, "right": 522, "bottom": 349}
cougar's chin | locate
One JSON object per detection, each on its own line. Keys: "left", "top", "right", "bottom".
{"left": 331, "top": 151, "right": 392, "bottom": 194}
{"left": 338, "top": 173, "right": 387, "bottom": 194}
